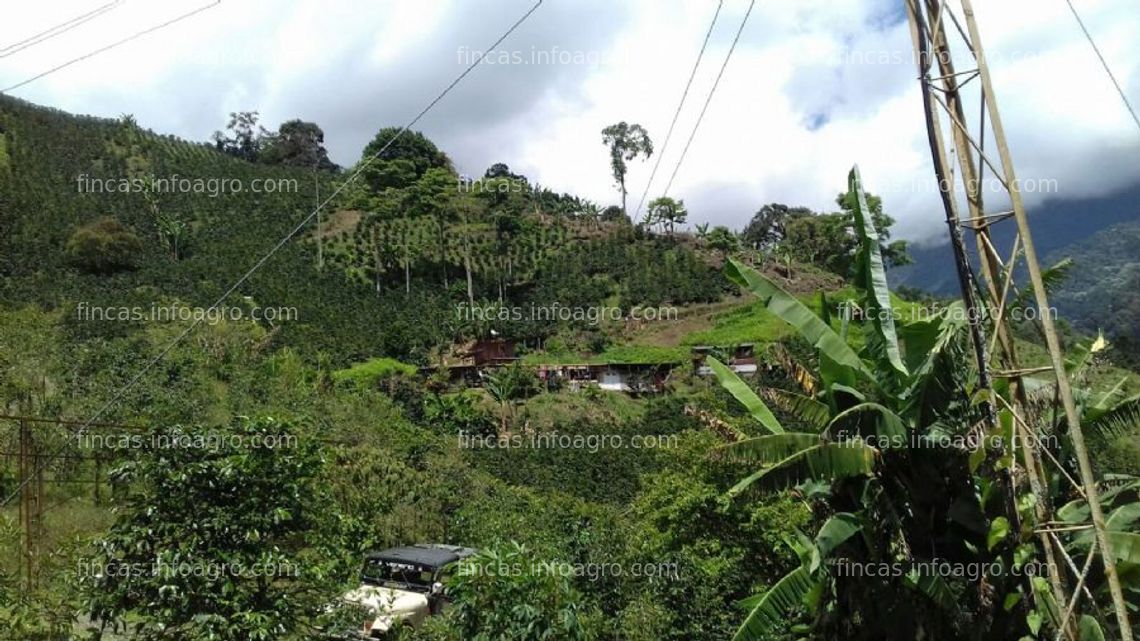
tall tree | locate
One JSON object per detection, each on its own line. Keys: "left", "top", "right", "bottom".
{"left": 647, "top": 196, "right": 687, "bottom": 236}
{"left": 452, "top": 193, "right": 491, "bottom": 305}
{"left": 360, "top": 127, "right": 451, "bottom": 193}
{"left": 408, "top": 167, "right": 458, "bottom": 288}
{"left": 601, "top": 122, "right": 653, "bottom": 216}
{"left": 781, "top": 212, "right": 856, "bottom": 274}
{"left": 211, "top": 111, "right": 267, "bottom": 161}
{"left": 483, "top": 162, "right": 526, "bottom": 182}
{"left": 742, "top": 203, "right": 814, "bottom": 250}
{"left": 259, "top": 119, "right": 337, "bottom": 171}
{"left": 835, "top": 189, "right": 911, "bottom": 267}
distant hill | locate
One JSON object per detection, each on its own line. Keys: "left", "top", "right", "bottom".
{"left": 888, "top": 183, "right": 1140, "bottom": 363}
{"left": 889, "top": 181, "right": 1140, "bottom": 296}
{"left": 1046, "top": 219, "right": 1140, "bottom": 352}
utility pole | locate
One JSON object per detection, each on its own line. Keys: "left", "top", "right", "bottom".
{"left": 904, "top": 1, "right": 1132, "bottom": 639}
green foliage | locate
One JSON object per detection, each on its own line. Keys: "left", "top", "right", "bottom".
{"left": 446, "top": 541, "right": 600, "bottom": 641}
{"left": 333, "top": 356, "right": 418, "bottom": 387}
{"left": 0, "top": 579, "right": 76, "bottom": 641}
{"left": 1046, "top": 220, "right": 1140, "bottom": 367}
{"left": 706, "top": 225, "right": 740, "bottom": 257}
{"left": 0, "top": 131, "right": 9, "bottom": 171}
{"left": 782, "top": 211, "right": 856, "bottom": 276}
{"left": 259, "top": 119, "right": 337, "bottom": 171}
{"left": 645, "top": 196, "right": 687, "bottom": 235}
{"left": 0, "top": 306, "right": 62, "bottom": 413}
{"left": 714, "top": 167, "right": 1029, "bottom": 640}
{"left": 725, "top": 259, "right": 869, "bottom": 389}
{"left": 211, "top": 110, "right": 267, "bottom": 161}
{"left": 465, "top": 401, "right": 670, "bottom": 504}
{"left": 849, "top": 166, "right": 907, "bottom": 383}
{"left": 622, "top": 445, "right": 811, "bottom": 641}
{"left": 15, "top": 94, "right": 1123, "bottom": 641}
{"left": 360, "top": 127, "right": 452, "bottom": 192}
{"left": 760, "top": 184, "right": 909, "bottom": 276}
{"left": 742, "top": 203, "right": 814, "bottom": 250}
{"left": 66, "top": 216, "right": 143, "bottom": 275}
{"left": 600, "top": 122, "right": 652, "bottom": 214}
{"left": 707, "top": 357, "right": 784, "bottom": 435}
{"left": 424, "top": 390, "right": 497, "bottom": 438}
{"left": 0, "top": 95, "right": 447, "bottom": 364}
{"left": 835, "top": 187, "right": 910, "bottom": 268}
{"left": 84, "top": 417, "right": 341, "bottom": 641}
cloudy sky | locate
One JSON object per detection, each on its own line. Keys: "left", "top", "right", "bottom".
{"left": 1, "top": 0, "right": 1137, "bottom": 243}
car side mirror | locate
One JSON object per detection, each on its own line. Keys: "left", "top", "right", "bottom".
{"left": 431, "top": 581, "right": 444, "bottom": 595}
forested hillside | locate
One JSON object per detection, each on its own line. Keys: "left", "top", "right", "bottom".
{"left": 1045, "top": 220, "right": 1140, "bottom": 367}
{"left": 890, "top": 185, "right": 1140, "bottom": 362}
{"left": 0, "top": 95, "right": 727, "bottom": 366}
{"left": 2, "top": 93, "right": 1138, "bottom": 641}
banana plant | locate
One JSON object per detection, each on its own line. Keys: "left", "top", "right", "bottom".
{"left": 735, "top": 513, "right": 860, "bottom": 637}
{"left": 712, "top": 166, "right": 1022, "bottom": 640}
{"left": 1054, "top": 476, "right": 1140, "bottom": 638}
{"left": 1022, "top": 332, "right": 1140, "bottom": 636}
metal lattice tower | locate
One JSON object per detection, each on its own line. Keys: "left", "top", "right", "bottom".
{"left": 904, "top": 1, "right": 1133, "bottom": 638}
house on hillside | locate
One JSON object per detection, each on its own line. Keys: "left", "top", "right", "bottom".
{"left": 691, "top": 344, "right": 758, "bottom": 376}
{"left": 468, "top": 338, "right": 520, "bottom": 367}
{"left": 536, "top": 362, "right": 676, "bottom": 393}
{"left": 423, "top": 338, "right": 679, "bottom": 393}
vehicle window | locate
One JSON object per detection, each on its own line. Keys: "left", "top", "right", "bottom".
{"left": 361, "top": 559, "right": 433, "bottom": 588}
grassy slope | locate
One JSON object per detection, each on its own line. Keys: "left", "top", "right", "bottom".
{"left": 523, "top": 264, "right": 1140, "bottom": 399}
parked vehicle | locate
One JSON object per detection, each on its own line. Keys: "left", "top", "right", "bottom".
{"left": 338, "top": 544, "right": 477, "bottom": 638}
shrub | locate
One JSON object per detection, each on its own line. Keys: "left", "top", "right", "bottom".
{"left": 332, "top": 356, "right": 418, "bottom": 387}
{"left": 65, "top": 216, "right": 142, "bottom": 274}
{"left": 424, "top": 390, "right": 496, "bottom": 438}
{"left": 447, "top": 541, "right": 600, "bottom": 641}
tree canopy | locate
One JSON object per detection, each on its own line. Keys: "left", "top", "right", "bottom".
{"left": 601, "top": 122, "right": 653, "bottom": 215}
{"left": 260, "top": 119, "right": 338, "bottom": 171}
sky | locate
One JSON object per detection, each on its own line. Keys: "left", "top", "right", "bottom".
{"left": 1, "top": 0, "right": 1138, "bottom": 244}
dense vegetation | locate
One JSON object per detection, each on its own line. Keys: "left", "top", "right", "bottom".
{"left": 0, "top": 95, "right": 1137, "bottom": 641}
{"left": 1046, "top": 220, "right": 1140, "bottom": 369}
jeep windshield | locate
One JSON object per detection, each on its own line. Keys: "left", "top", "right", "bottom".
{"left": 360, "top": 558, "right": 434, "bottom": 590}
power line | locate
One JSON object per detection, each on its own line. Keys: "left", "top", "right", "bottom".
{"left": 1, "top": 1, "right": 220, "bottom": 94}
{"left": 1062, "top": 0, "right": 1140, "bottom": 134}
{"left": 661, "top": 0, "right": 755, "bottom": 199}
{"left": 0, "top": 1, "right": 123, "bottom": 59}
{"left": 632, "top": 0, "right": 724, "bottom": 220}
{"left": 1, "top": 0, "right": 546, "bottom": 508}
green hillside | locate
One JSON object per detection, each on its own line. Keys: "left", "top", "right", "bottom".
{"left": 1, "top": 96, "right": 1138, "bottom": 641}
{"left": 0, "top": 95, "right": 730, "bottom": 368}
{"left": 1047, "top": 220, "right": 1140, "bottom": 367}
